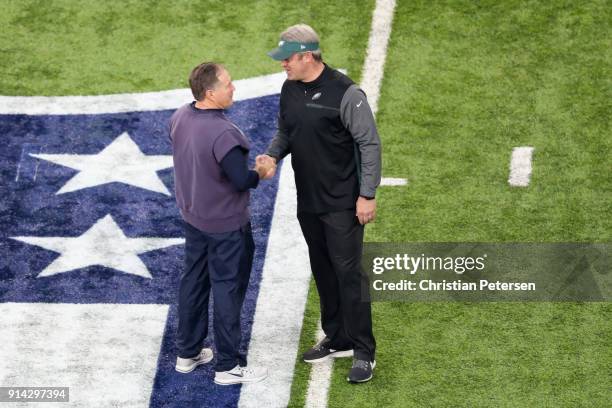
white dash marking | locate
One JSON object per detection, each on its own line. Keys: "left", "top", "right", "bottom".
{"left": 380, "top": 177, "right": 407, "bottom": 186}
{"left": 14, "top": 162, "right": 21, "bottom": 182}
{"left": 33, "top": 160, "right": 40, "bottom": 182}
{"left": 508, "top": 147, "right": 534, "bottom": 187}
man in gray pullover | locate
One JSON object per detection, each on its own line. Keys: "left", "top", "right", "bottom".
{"left": 169, "top": 62, "right": 273, "bottom": 385}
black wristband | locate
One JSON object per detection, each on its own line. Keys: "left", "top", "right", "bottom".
{"left": 360, "top": 195, "right": 375, "bottom": 200}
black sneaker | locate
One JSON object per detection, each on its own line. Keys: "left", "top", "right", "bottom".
{"left": 347, "top": 359, "right": 376, "bottom": 383}
{"left": 302, "top": 337, "right": 353, "bottom": 363}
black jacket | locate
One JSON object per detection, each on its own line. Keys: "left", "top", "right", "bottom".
{"left": 267, "top": 65, "right": 382, "bottom": 213}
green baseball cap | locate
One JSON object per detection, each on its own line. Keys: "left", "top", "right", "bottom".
{"left": 267, "top": 40, "right": 320, "bottom": 60}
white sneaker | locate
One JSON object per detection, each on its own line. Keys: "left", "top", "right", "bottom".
{"left": 175, "top": 348, "right": 214, "bottom": 373}
{"left": 214, "top": 365, "right": 268, "bottom": 385}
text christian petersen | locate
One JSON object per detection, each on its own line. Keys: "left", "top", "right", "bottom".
{"left": 371, "top": 254, "right": 536, "bottom": 292}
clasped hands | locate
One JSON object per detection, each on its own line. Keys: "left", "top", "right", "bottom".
{"left": 254, "top": 154, "right": 277, "bottom": 180}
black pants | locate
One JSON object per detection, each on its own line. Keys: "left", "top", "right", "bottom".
{"left": 298, "top": 210, "right": 376, "bottom": 361}
{"left": 176, "top": 221, "right": 254, "bottom": 372}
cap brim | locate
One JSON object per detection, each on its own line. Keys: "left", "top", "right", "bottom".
{"left": 267, "top": 47, "right": 295, "bottom": 61}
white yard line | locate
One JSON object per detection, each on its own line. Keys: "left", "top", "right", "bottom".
{"left": 0, "top": 72, "right": 287, "bottom": 115}
{"left": 508, "top": 147, "right": 535, "bottom": 187}
{"left": 304, "top": 325, "right": 333, "bottom": 408}
{"left": 359, "top": 0, "right": 397, "bottom": 116}
{"left": 305, "top": 1, "right": 397, "bottom": 407}
{"left": 238, "top": 157, "right": 312, "bottom": 408}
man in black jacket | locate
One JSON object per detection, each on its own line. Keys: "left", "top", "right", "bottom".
{"left": 258, "top": 24, "right": 381, "bottom": 383}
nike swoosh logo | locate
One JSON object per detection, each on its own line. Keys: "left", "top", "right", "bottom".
{"left": 356, "top": 100, "right": 363, "bottom": 107}
{"left": 227, "top": 372, "right": 243, "bottom": 377}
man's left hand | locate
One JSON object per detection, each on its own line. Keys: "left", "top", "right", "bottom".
{"left": 356, "top": 196, "right": 376, "bottom": 225}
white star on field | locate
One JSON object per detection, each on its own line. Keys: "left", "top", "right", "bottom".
{"left": 31, "top": 132, "right": 174, "bottom": 195}
{"left": 11, "top": 214, "right": 184, "bottom": 279}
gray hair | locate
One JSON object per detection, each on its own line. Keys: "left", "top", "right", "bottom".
{"left": 189, "top": 62, "right": 223, "bottom": 101}
{"left": 280, "top": 24, "right": 323, "bottom": 62}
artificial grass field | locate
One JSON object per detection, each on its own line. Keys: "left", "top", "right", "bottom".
{"left": 291, "top": 1, "right": 610, "bottom": 406}
{"left": 0, "top": 0, "right": 372, "bottom": 95}
{"left": 2, "top": 0, "right": 610, "bottom": 407}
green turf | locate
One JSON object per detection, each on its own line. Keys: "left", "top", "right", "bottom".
{"left": 318, "top": 1, "right": 611, "bottom": 407}
{"left": 370, "top": 0, "right": 611, "bottom": 243}
{"left": 0, "top": 0, "right": 374, "bottom": 95}
{"left": 326, "top": 302, "right": 610, "bottom": 408}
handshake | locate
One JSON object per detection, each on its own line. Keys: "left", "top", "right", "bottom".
{"left": 254, "top": 154, "right": 277, "bottom": 180}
